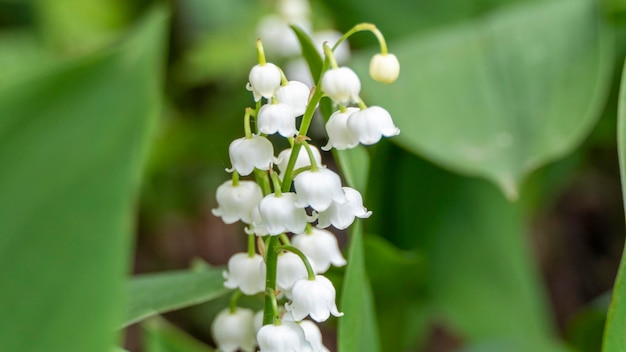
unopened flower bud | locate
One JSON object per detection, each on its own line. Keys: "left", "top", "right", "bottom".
{"left": 369, "top": 53, "right": 400, "bottom": 84}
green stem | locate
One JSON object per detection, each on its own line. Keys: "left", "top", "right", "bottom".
{"left": 254, "top": 169, "right": 272, "bottom": 196}
{"left": 277, "top": 245, "right": 316, "bottom": 280}
{"left": 279, "top": 233, "right": 291, "bottom": 245}
{"left": 247, "top": 234, "right": 256, "bottom": 257}
{"left": 323, "top": 43, "right": 339, "bottom": 69}
{"left": 256, "top": 39, "right": 267, "bottom": 65}
{"left": 231, "top": 170, "right": 240, "bottom": 186}
{"left": 332, "top": 23, "right": 388, "bottom": 55}
{"left": 229, "top": 290, "right": 242, "bottom": 314}
{"left": 358, "top": 97, "right": 368, "bottom": 110}
{"left": 280, "top": 85, "right": 325, "bottom": 191}
{"left": 271, "top": 172, "right": 283, "bottom": 196}
{"left": 301, "top": 141, "right": 319, "bottom": 171}
{"left": 263, "top": 237, "right": 280, "bottom": 325}
{"left": 243, "top": 108, "right": 253, "bottom": 138}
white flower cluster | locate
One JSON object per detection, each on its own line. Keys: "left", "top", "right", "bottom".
{"left": 210, "top": 17, "right": 399, "bottom": 352}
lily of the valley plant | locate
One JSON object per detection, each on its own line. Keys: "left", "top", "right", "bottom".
{"left": 211, "top": 21, "right": 400, "bottom": 352}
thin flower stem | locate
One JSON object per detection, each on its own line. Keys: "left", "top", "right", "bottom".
{"left": 270, "top": 172, "right": 283, "bottom": 197}
{"left": 247, "top": 234, "right": 256, "bottom": 257}
{"left": 263, "top": 237, "right": 280, "bottom": 325}
{"left": 332, "top": 23, "right": 388, "bottom": 55}
{"left": 301, "top": 141, "right": 319, "bottom": 172}
{"left": 256, "top": 39, "right": 267, "bottom": 65}
{"left": 279, "top": 233, "right": 291, "bottom": 245}
{"left": 254, "top": 169, "right": 272, "bottom": 195}
{"left": 357, "top": 97, "right": 368, "bottom": 110}
{"left": 323, "top": 43, "right": 339, "bottom": 69}
{"left": 229, "top": 290, "right": 242, "bottom": 314}
{"left": 277, "top": 245, "right": 316, "bottom": 280}
{"left": 243, "top": 107, "right": 253, "bottom": 138}
{"left": 231, "top": 170, "right": 239, "bottom": 187}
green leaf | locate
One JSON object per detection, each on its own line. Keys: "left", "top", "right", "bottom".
{"left": 338, "top": 221, "right": 381, "bottom": 352}
{"left": 354, "top": 0, "right": 613, "bottom": 199}
{"left": 363, "top": 234, "right": 429, "bottom": 351}
{"left": 0, "top": 7, "right": 167, "bottom": 352}
{"left": 604, "top": 59, "right": 626, "bottom": 352}
{"left": 366, "top": 143, "right": 566, "bottom": 350}
{"left": 334, "top": 146, "right": 370, "bottom": 194}
{"left": 290, "top": 24, "right": 323, "bottom": 82}
{"left": 123, "top": 265, "right": 230, "bottom": 328}
{"left": 142, "top": 316, "right": 215, "bottom": 352}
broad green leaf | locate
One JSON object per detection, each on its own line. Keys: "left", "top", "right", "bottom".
{"left": 290, "top": 24, "right": 323, "bottom": 82}
{"left": 604, "top": 59, "right": 626, "bottom": 352}
{"left": 0, "top": 7, "right": 167, "bottom": 352}
{"left": 112, "top": 348, "right": 131, "bottom": 352}
{"left": 367, "top": 143, "right": 566, "bottom": 350}
{"left": 334, "top": 146, "right": 370, "bottom": 194}
{"left": 123, "top": 265, "right": 229, "bottom": 328}
{"left": 363, "top": 234, "right": 429, "bottom": 351}
{"left": 338, "top": 221, "right": 381, "bottom": 352}
{"left": 354, "top": 0, "right": 613, "bottom": 199}
{"left": 142, "top": 316, "right": 214, "bottom": 352}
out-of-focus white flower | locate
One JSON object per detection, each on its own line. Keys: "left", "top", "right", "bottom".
{"left": 294, "top": 167, "right": 345, "bottom": 212}
{"left": 257, "top": 322, "right": 312, "bottom": 352}
{"left": 347, "top": 106, "right": 400, "bottom": 145}
{"left": 286, "top": 275, "right": 343, "bottom": 322}
{"left": 247, "top": 63, "right": 282, "bottom": 101}
{"left": 211, "top": 307, "right": 257, "bottom": 352}
{"left": 278, "top": 0, "right": 310, "bottom": 21}
{"left": 316, "top": 187, "right": 371, "bottom": 230}
{"left": 285, "top": 59, "right": 314, "bottom": 87}
{"left": 369, "top": 53, "right": 400, "bottom": 84}
{"left": 228, "top": 135, "right": 275, "bottom": 176}
{"left": 258, "top": 192, "right": 313, "bottom": 235}
{"left": 253, "top": 310, "right": 264, "bottom": 332}
{"left": 257, "top": 15, "right": 305, "bottom": 58}
{"left": 292, "top": 227, "right": 346, "bottom": 273}
{"left": 276, "top": 145, "right": 322, "bottom": 176}
{"left": 223, "top": 253, "right": 266, "bottom": 295}
{"left": 258, "top": 103, "right": 298, "bottom": 137}
{"left": 322, "top": 108, "right": 359, "bottom": 151}
{"left": 299, "top": 320, "right": 330, "bottom": 352}
{"left": 212, "top": 180, "right": 263, "bottom": 224}
{"left": 276, "top": 81, "right": 310, "bottom": 116}
{"left": 313, "top": 30, "right": 350, "bottom": 64}
{"left": 321, "top": 67, "right": 360, "bottom": 105}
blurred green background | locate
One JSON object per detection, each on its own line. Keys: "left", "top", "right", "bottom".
{"left": 1, "top": 0, "right": 626, "bottom": 351}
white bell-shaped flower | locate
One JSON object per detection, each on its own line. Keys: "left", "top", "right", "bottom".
{"left": 257, "top": 322, "right": 312, "bottom": 352}
{"left": 228, "top": 135, "right": 275, "bottom": 176}
{"left": 246, "top": 207, "right": 269, "bottom": 236}
{"left": 276, "top": 81, "right": 310, "bottom": 116}
{"left": 299, "top": 320, "right": 330, "bottom": 352}
{"left": 369, "top": 53, "right": 400, "bottom": 84}
{"left": 286, "top": 275, "right": 343, "bottom": 322}
{"left": 253, "top": 310, "right": 264, "bottom": 332}
{"left": 276, "top": 146, "right": 322, "bottom": 176}
{"left": 347, "top": 106, "right": 400, "bottom": 145}
{"left": 258, "top": 103, "right": 297, "bottom": 137}
{"left": 322, "top": 108, "right": 359, "bottom": 151}
{"left": 276, "top": 251, "right": 309, "bottom": 292}
{"left": 321, "top": 67, "right": 360, "bottom": 105}
{"left": 279, "top": 0, "right": 310, "bottom": 21}
{"left": 223, "top": 253, "right": 266, "bottom": 295}
{"left": 247, "top": 63, "right": 282, "bottom": 101}
{"left": 211, "top": 307, "right": 257, "bottom": 352}
{"left": 292, "top": 227, "right": 346, "bottom": 273}
{"left": 316, "top": 187, "right": 372, "bottom": 230}
{"left": 212, "top": 180, "right": 263, "bottom": 224}
{"left": 294, "top": 167, "right": 345, "bottom": 212}
{"left": 258, "top": 192, "right": 312, "bottom": 235}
